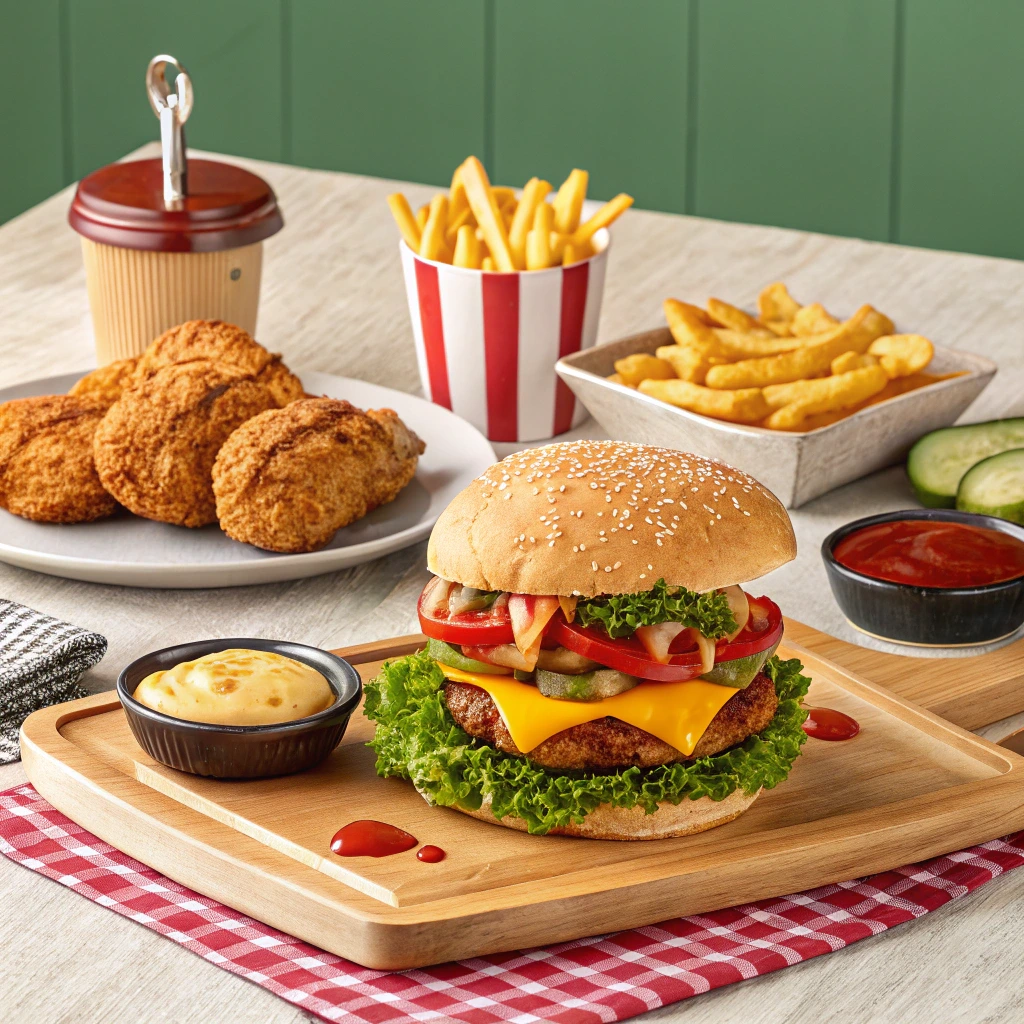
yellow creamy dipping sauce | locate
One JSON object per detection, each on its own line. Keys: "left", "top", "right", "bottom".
{"left": 133, "top": 648, "right": 334, "bottom": 726}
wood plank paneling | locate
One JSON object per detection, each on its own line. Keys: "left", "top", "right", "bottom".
{"left": 693, "top": 0, "right": 897, "bottom": 240}
{"left": 0, "top": 2, "right": 65, "bottom": 223}
{"left": 493, "top": 0, "right": 690, "bottom": 211}
{"left": 289, "top": 0, "right": 486, "bottom": 187}
{"left": 898, "top": 1, "right": 1024, "bottom": 260}
{"left": 67, "top": 0, "right": 283, "bottom": 180}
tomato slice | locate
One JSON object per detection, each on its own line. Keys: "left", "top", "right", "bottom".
{"left": 417, "top": 579, "right": 515, "bottom": 645}
{"left": 546, "top": 595, "right": 783, "bottom": 682}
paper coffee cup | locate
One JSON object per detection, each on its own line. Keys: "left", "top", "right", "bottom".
{"left": 400, "top": 229, "right": 609, "bottom": 443}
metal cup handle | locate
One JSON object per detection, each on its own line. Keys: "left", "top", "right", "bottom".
{"left": 146, "top": 54, "right": 193, "bottom": 205}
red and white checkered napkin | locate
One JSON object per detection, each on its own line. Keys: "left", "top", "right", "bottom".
{"left": 3, "top": 783, "right": 1023, "bottom": 1024}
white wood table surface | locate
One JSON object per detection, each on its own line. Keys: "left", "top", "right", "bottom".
{"left": 2, "top": 145, "right": 1023, "bottom": 1024}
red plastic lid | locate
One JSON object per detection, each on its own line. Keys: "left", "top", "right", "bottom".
{"left": 68, "top": 157, "right": 284, "bottom": 253}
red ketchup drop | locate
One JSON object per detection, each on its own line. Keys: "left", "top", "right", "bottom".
{"left": 330, "top": 820, "right": 418, "bottom": 858}
{"left": 416, "top": 845, "right": 446, "bottom": 863}
{"left": 802, "top": 707, "right": 860, "bottom": 741}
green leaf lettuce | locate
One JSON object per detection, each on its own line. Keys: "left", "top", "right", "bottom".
{"left": 364, "top": 651, "right": 810, "bottom": 836}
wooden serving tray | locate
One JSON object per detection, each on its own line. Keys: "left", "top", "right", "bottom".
{"left": 20, "top": 631, "right": 1024, "bottom": 970}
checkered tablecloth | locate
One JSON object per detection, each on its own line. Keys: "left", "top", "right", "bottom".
{"left": 2, "top": 783, "right": 1022, "bottom": 1024}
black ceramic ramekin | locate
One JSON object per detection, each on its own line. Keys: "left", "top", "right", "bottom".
{"left": 117, "top": 637, "right": 362, "bottom": 778}
{"left": 821, "top": 509, "right": 1024, "bottom": 647}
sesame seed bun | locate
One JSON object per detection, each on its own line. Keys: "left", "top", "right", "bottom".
{"left": 427, "top": 441, "right": 796, "bottom": 597}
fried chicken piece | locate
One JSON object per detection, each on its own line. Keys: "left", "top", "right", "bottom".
{"left": 94, "top": 360, "right": 278, "bottom": 528}
{"left": 69, "top": 358, "right": 140, "bottom": 409}
{"left": 134, "top": 319, "right": 303, "bottom": 407}
{"left": 0, "top": 395, "right": 117, "bottom": 523}
{"left": 212, "top": 397, "right": 426, "bottom": 552}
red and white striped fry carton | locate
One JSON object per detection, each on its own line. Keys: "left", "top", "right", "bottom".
{"left": 400, "top": 229, "right": 609, "bottom": 443}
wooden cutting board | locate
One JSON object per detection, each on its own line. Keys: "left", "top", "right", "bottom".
{"left": 21, "top": 633, "right": 1024, "bottom": 970}
{"left": 784, "top": 619, "right": 1024, "bottom": 730}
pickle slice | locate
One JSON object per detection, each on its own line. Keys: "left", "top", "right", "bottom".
{"left": 700, "top": 640, "right": 780, "bottom": 688}
{"left": 535, "top": 668, "right": 639, "bottom": 702}
{"left": 426, "top": 638, "right": 510, "bottom": 675}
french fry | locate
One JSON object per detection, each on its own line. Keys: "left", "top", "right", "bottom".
{"left": 492, "top": 187, "right": 517, "bottom": 206}
{"left": 713, "top": 329, "right": 805, "bottom": 357}
{"left": 460, "top": 156, "right": 516, "bottom": 272}
{"left": 792, "top": 302, "right": 839, "bottom": 337}
{"left": 445, "top": 203, "right": 475, "bottom": 247}
{"left": 664, "top": 299, "right": 729, "bottom": 358}
{"left": 757, "top": 283, "right": 801, "bottom": 335}
{"left": 656, "top": 344, "right": 713, "bottom": 384}
{"left": 638, "top": 379, "right": 771, "bottom": 424}
{"left": 550, "top": 232, "right": 568, "bottom": 261}
{"left": 452, "top": 224, "right": 482, "bottom": 269}
{"left": 868, "top": 334, "right": 934, "bottom": 378}
{"left": 420, "top": 194, "right": 451, "bottom": 262}
{"left": 508, "top": 178, "right": 552, "bottom": 270}
{"left": 448, "top": 166, "right": 468, "bottom": 227}
{"left": 386, "top": 193, "right": 422, "bottom": 252}
{"left": 606, "top": 372, "right": 630, "bottom": 387}
{"left": 765, "top": 365, "right": 889, "bottom": 430}
{"left": 553, "top": 168, "right": 588, "bottom": 234}
{"left": 829, "top": 351, "right": 878, "bottom": 376}
{"left": 666, "top": 299, "right": 721, "bottom": 329}
{"left": 482, "top": 256, "right": 495, "bottom": 272}
{"left": 571, "top": 193, "right": 634, "bottom": 246}
{"left": 526, "top": 203, "right": 554, "bottom": 270}
{"left": 562, "top": 242, "right": 578, "bottom": 266}
{"left": 705, "top": 306, "right": 893, "bottom": 389}
{"left": 614, "top": 353, "right": 676, "bottom": 388}
{"left": 707, "top": 298, "right": 768, "bottom": 335}
{"left": 416, "top": 204, "right": 430, "bottom": 231}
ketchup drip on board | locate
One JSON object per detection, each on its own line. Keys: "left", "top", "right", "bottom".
{"left": 330, "top": 820, "right": 418, "bottom": 858}
{"left": 802, "top": 707, "right": 860, "bottom": 741}
{"left": 416, "top": 845, "right": 446, "bottom": 863}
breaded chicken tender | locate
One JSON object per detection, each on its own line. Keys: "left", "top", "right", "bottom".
{"left": 212, "top": 397, "right": 426, "bottom": 552}
{"left": 0, "top": 395, "right": 117, "bottom": 523}
{"left": 69, "top": 358, "right": 140, "bottom": 409}
{"left": 134, "top": 319, "right": 303, "bottom": 407}
{"left": 94, "top": 361, "right": 278, "bottom": 528}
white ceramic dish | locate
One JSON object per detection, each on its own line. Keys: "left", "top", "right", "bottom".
{"left": 0, "top": 370, "right": 495, "bottom": 588}
{"left": 556, "top": 327, "right": 997, "bottom": 508}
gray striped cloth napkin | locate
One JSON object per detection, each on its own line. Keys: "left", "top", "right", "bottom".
{"left": 0, "top": 600, "right": 106, "bottom": 764}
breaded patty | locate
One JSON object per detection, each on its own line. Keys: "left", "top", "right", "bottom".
{"left": 69, "top": 358, "right": 139, "bottom": 409}
{"left": 444, "top": 672, "right": 779, "bottom": 770}
{"left": 0, "top": 395, "right": 117, "bottom": 523}
{"left": 134, "top": 319, "right": 303, "bottom": 407}
{"left": 94, "top": 360, "right": 277, "bottom": 528}
{"left": 212, "top": 397, "right": 426, "bottom": 552}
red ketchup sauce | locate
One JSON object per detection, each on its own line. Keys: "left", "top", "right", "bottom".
{"left": 330, "top": 820, "right": 418, "bottom": 858}
{"left": 833, "top": 519, "right": 1024, "bottom": 588}
{"left": 802, "top": 707, "right": 860, "bottom": 741}
{"left": 416, "top": 845, "right": 446, "bottom": 863}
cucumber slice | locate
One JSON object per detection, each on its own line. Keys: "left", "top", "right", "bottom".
{"left": 907, "top": 419, "right": 1024, "bottom": 507}
{"left": 535, "top": 668, "right": 639, "bottom": 702}
{"left": 700, "top": 640, "right": 780, "bottom": 689}
{"left": 426, "top": 638, "right": 510, "bottom": 675}
{"left": 956, "top": 448, "right": 1024, "bottom": 524}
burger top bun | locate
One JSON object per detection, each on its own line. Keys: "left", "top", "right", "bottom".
{"left": 427, "top": 440, "right": 796, "bottom": 598}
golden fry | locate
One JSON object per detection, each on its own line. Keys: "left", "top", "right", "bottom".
{"left": 553, "top": 168, "right": 588, "bottom": 234}
{"left": 757, "top": 282, "right": 801, "bottom": 334}
{"left": 491, "top": 187, "right": 517, "bottom": 206}
{"left": 562, "top": 242, "right": 578, "bottom": 266}
{"left": 792, "top": 302, "right": 839, "bottom": 337}
{"left": 664, "top": 299, "right": 727, "bottom": 357}
{"left": 445, "top": 203, "right": 475, "bottom": 247}
{"left": 386, "top": 193, "right": 421, "bottom": 253}
{"left": 705, "top": 305, "right": 893, "bottom": 389}
{"left": 606, "top": 372, "right": 629, "bottom": 386}
{"left": 460, "top": 156, "right": 515, "bottom": 272}
{"left": 707, "top": 298, "right": 768, "bottom": 335}
{"left": 829, "top": 351, "right": 878, "bottom": 376}
{"left": 571, "top": 193, "right": 634, "bottom": 246}
{"left": 868, "top": 334, "right": 934, "bottom": 378}
{"left": 765, "top": 365, "right": 889, "bottom": 430}
{"left": 613, "top": 353, "right": 676, "bottom": 388}
{"left": 656, "top": 344, "right": 712, "bottom": 384}
{"left": 420, "top": 194, "right": 451, "bottom": 262}
{"left": 525, "top": 203, "right": 555, "bottom": 270}
{"left": 713, "top": 329, "right": 805, "bottom": 357}
{"left": 508, "top": 178, "right": 551, "bottom": 270}
{"left": 448, "top": 167, "right": 468, "bottom": 227}
{"left": 550, "top": 232, "right": 567, "bottom": 262}
{"left": 452, "top": 224, "right": 482, "bottom": 269}
{"left": 638, "top": 379, "right": 771, "bottom": 424}
{"left": 481, "top": 256, "right": 495, "bottom": 272}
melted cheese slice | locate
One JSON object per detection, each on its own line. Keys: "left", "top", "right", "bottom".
{"left": 439, "top": 664, "right": 738, "bottom": 756}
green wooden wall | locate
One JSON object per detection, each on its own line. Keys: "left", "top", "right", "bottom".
{"left": 1, "top": 0, "right": 1021, "bottom": 260}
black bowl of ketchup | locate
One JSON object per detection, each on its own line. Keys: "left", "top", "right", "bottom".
{"left": 821, "top": 510, "right": 1024, "bottom": 647}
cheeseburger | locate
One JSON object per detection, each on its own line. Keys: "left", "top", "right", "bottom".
{"left": 365, "top": 440, "right": 810, "bottom": 839}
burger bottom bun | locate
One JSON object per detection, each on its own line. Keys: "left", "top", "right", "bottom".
{"left": 418, "top": 787, "right": 761, "bottom": 841}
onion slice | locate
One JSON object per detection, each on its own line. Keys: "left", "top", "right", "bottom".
{"left": 721, "top": 585, "right": 750, "bottom": 641}
{"left": 509, "top": 594, "right": 560, "bottom": 654}
{"left": 635, "top": 621, "right": 688, "bottom": 664}
{"left": 465, "top": 640, "right": 541, "bottom": 672}
{"left": 423, "top": 576, "right": 454, "bottom": 617}
{"left": 688, "top": 628, "right": 716, "bottom": 674}
{"left": 748, "top": 597, "right": 771, "bottom": 632}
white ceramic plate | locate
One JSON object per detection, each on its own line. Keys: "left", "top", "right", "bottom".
{"left": 0, "top": 371, "right": 495, "bottom": 588}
